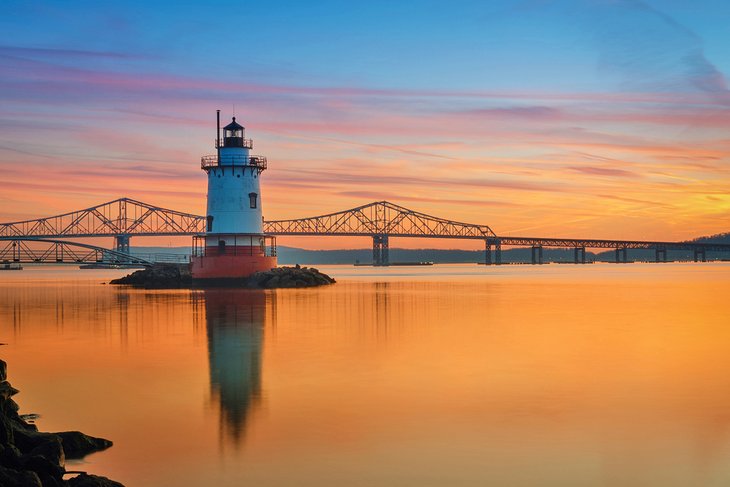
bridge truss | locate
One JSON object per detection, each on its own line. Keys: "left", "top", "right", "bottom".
{"left": 0, "top": 239, "right": 151, "bottom": 266}
{"left": 0, "top": 198, "right": 205, "bottom": 253}
{"left": 1, "top": 198, "right": 728, "bottom": 266}
{"left": 264, "top": 201, "right": 497, "bottom": 265}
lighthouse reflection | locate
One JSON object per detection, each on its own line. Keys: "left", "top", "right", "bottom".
{"left": 203, "top": 288, "right": 271, "bottom": 446}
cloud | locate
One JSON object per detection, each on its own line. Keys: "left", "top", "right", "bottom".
{"left": 467, "top": 106, "right": 564, "bottom": 120}
{"left": 335, "top": 191, "right": 524, "bottom": 208}
{"left": 567, "top": 166, "right": 641, "bottom": 178}
{"left": 590, "top": 0, "right": 729, "bottom": 99}
{"left": 0, "top": 45, "right": 141, "bottom": 60}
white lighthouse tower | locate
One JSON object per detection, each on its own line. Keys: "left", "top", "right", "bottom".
{"left": 191, "top": 110, "right": 277, "bottom": 282}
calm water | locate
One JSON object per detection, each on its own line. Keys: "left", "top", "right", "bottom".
{"left": 1, "top": 263, "right": 730, "bottom": 486}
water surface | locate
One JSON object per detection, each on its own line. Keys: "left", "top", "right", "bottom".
{"left": 1, "top": 263, "right": 729, "bottom": 486}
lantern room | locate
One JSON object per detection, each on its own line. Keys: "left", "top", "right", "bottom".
{"left": 223, "top": 117, "right": 246, "bottom": 147}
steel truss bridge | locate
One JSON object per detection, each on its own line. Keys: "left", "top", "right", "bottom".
{"left": 0, "top": 239, "right": 151, "bottom": 266}
{"left": 1, "top": 197, "right": 728, "bottom": 266}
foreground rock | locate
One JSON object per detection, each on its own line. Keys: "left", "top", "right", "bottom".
{"left": 0, "top": 359, "right": 122, "bottom": 487}
{"left": 111, "top": 263, "right": 335, "bottom": 289}
{"left": 67, "top": 473, "right": 123, "bottom": 487}
{"left": 109, "top": 263, "right": 191, "bottom": 288}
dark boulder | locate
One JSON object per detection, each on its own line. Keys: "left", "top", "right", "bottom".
{"left": 67, "top": 473, "right": 125, "bottom": 487}
{"left": 10, "top": 427, "right": 56, "bottom": 455}
{"left": 110, "top": 264, "right": 191, "bottom": 289}
{"left": 53, "top": 432, "right": 112, "bottom": 459}
{"left": 24, "top": 434, "right": 64, "bottom": 468}
{"left": 0, "top": 361, "right": 123, "bottom": 486}
{"left": 19, "top": 453, "right": 64, "bottom": 486}
{"left": 246, "top": 266, "right": 336, "bottom": 289}
{"left": 0, "top": 380, "right": 19, "bottom": 401}
{"left": 0, "top": 464, "right": 42, "bottom": 487}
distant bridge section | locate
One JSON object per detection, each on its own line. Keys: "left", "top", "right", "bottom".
{"left": 0, "top": 198, "right": 205, "bottom": 253}
{"left": 0, "top": 239, "right": 152, "bottom": 266}
{"left": 490, "top": 236, "right": 729, "bottom": 265}
{"left": 1, "top": 198, "right": 728, "bottom": 266}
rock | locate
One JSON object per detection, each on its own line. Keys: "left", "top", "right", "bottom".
{"left": 111, "top": 263, "right": 335, "bottom": 289}
{"left": 0, "top": 411, "right": 13, "bottom": 445}
{"left": 0, "top": 465, "right": 42, "bottom": 487}
{"left": 110, "top": 264, "right": 191, "bottom": 289}
{"left": 19, "top": 453, "right": 65, "bottom": 486}
{"left": 0, "top": 381, "right": 20, "bottom": 401}
{"left": 0, "top": 443, "right": 22, "bottom": 468}
{"left": 10, "top": 427, "right": 56, "bottom": 455}
{"left": 7, "top": 399, "right": 20, "bottom": 413}
{"left": 53, "top": 431, "right": 112, "bottom": 459}
{"left": 25, "top": 435, "right": 64, "bottom": 468}
{"left": 264, "top": 275, "right": 280, "bottom": 288}
{"left": 248, "top": 266, "right": 335, "bottom": 289}
{"left": 67, "top": 473, "right": 125, "bottom": 487}
{"left": 0, "top": 365, "right": 122, "bottom": 486}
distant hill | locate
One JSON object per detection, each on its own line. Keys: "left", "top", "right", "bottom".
{"left": 693, "top": 232, "right": 730, "bottom": 244}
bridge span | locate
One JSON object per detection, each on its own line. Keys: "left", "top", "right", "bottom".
{"left": 1, "top": 197, "right": 728, "bottom": 265}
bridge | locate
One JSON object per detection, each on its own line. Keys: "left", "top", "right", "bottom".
{"left": 0, "top": 238, "right": 152, "bottom": 266}
{"left": 1, "top": 197, "right": 728, "bottom": 265}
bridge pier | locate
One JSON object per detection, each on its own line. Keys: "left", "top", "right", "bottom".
{"left": 373, "top": 235, "right": 389, "bottom": 266}
{"left": 485, "top": 238, "right": 503, "bottom": 265}
{"left": 615, "top": 248, "right": 628, "bottom": 263}
{"left": 574, "top": 247, "right": 586, "bottom": 264}
{"left": 115, "top": 235, "right": 131, "bottom": 254}
{"left": 655, "top": 248, "right": 667, "bottom": 263}
{"left": 531, "top": 246, "right": 543, "bottom": 264}
{"left": 694, "top": 248, "right": 706, "bottom": 262}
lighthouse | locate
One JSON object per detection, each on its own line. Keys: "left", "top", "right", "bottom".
{"left": 191, "top": 111, "right": 277, "bottom": 282}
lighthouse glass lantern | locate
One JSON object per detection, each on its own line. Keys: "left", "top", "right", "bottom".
{"left": 191, "top": 111, "right": 277, "bottom": 282}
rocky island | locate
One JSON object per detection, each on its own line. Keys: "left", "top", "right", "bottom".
{"left": 109, "top": 263, "right": 336, "bottom": 289}
{"left": 0, "top": 360, "right": 122, "bottom": 486}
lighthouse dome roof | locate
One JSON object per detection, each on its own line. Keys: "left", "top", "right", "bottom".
{"left": 223, "top": 117, "right": 244, "bottom": 131}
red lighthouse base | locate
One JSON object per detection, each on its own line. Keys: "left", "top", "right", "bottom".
{"left": 191, "top": 235, "right": 277, "bottom": 283}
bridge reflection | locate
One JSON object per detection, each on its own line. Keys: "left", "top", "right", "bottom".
{"left": 203, "top": 289, "right": 272, "bottom": 446}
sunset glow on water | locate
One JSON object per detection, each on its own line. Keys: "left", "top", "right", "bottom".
{"left": 2, "top": 264, "right": 730, "bottom": 486}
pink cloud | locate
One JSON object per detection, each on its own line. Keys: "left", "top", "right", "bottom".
{"left": 567, "top": 166, "right": 641, "bottom": 178}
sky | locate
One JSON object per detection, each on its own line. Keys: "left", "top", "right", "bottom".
{"left": 1, "top": 0, "right": 729, "bottom": 249}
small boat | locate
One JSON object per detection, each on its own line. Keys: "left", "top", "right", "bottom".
{"left": 1, "top": 261, "right": 23, "bottom": 270}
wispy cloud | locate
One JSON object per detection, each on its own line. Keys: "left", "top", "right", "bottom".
{"left": 567, "top": 166, "right": 641, "bottom": 178}
{"left": 591, "top": 0, "right": 729, "bottom": 98}
{"left": 0, "top": 45, "right": 142, "bottom": 60}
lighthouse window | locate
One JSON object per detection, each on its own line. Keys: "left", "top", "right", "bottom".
{"left": 206, "top": 215, "right": 214, "bottom": 232}
{"left": 249, "top": 192, "right": 258, "bottom": 209}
